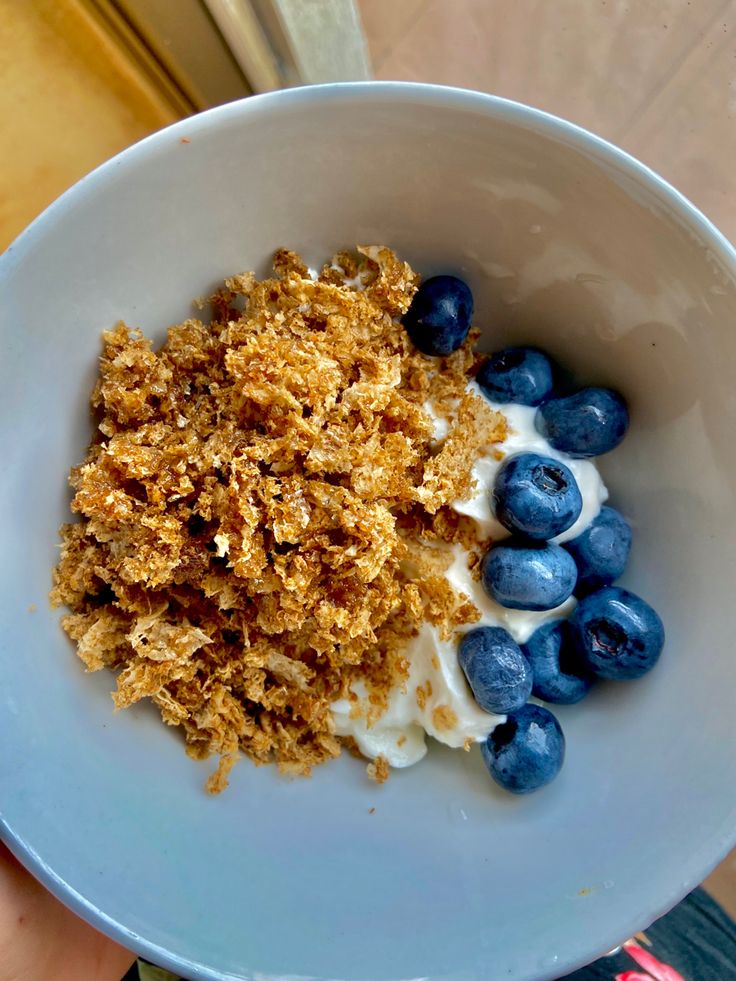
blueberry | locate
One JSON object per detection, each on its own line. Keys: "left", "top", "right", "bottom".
{"left": 402, "top": 275, "right": 473, "bottom": 356}
{"left": 570, "top": 586, "right": 665, "bottom": 680}
{"left": 493, "top": 452, "right": 582, "bottom": 540}
{"left": 458, "top": 627, "right": 533, "bottom": 714}
{"left": 564, "top": 505, "right": 632, "bottom": 596}
{"left": 535, "top": 387, "right": 629, "bottom": 458}
{"left": 481, "top": 539, "right": 577, "bottom": 611}
{"left": 522, "top": 620, "right": 594, "bottom": 704}
{"left": 476, "top": 347, "right": 554, "bottom": 405}
{"left": 481, "top": 704, "right": 565, "bottom": 794}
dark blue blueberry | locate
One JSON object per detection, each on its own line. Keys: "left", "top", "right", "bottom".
{"left": 564, "top": 505, "right": 632, "bottom": 596}
{"left": 481, "top": 539, "right": 577, "bottom": 611}
{"left": 535, "top": 387, "right": 629, "bottom": 458}
{"left": 402, "top": 275, "right": 473, "bottom": 356}
{"left": 458, "top": 626, "right": 533, "bottom": 715}
{"left": 493, "top": 452, "right": 582, "bottom": 540}
{"left": 522, "top": 620, "right": 594, "bottom": 704}
{"left": 476, "top": 347, "right": 554, "bottom": 406}
{"left": 481, "top": 704, "right": 565, "bottom": 794}
{"left": 570, "top": 586, "right": 665, "bottom": 680}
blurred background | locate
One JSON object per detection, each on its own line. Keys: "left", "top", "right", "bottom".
{"left": 2, "top": 0, "right": 735, "bottom": 916}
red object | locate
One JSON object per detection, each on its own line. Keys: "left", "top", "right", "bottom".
{"left": 614, "top": 941, "right": 686, "bottom": 981}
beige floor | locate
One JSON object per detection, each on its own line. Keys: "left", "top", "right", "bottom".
{"left": 358, "top": 0, "right": 736, "bottom": 920}
{"left": 359, "top": 0, "right": 736, "bottom": 243}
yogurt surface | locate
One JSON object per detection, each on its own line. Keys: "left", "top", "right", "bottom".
{"left": 331, "top": 385, "right": 608, "bottom": 766}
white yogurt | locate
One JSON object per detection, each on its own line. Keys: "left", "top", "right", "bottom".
{"left": 332, "top": 384, "right": 608, "bottom": 767}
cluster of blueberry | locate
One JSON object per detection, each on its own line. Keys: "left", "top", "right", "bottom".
{"left": 403, "top": 275, "right": 665, "bottom": 796}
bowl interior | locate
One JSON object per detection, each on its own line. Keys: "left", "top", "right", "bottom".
{"left": 2, "top": 84, "right": 736, "bottom": 981}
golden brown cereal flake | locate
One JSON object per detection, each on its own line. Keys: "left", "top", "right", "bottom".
{"left": 367, "top": 755, "right": 391, "bottom": 784}
{"left": 432, "top": 704, "right": 458, "bottom": 732}
{"left": 415, "top": 391, "right": 507, "bottom": 514}
{"left": 51, "top": 247, "right": 507, "bottom": 791}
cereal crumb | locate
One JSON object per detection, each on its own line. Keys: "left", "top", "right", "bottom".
{"left": 432, "top": 704, "right": 458, "bottom": 732}
{"left": 367, "top": 755, "right": 390, "bottom": 784}
{"left": 205, "top": 754, "right": 237, "bottom": 794}
{"left": 463, "top": 736, "right": 473, "bottom": 752}
{"left": 27, "top": 603, "right": 37, "bottom": 614}
{"left": 396, "top": 734, "right": 407, "bottom": 747}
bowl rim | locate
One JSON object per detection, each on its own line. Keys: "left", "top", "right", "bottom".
{"left": 2, "top": 80, "right": 736, "bottom": 981}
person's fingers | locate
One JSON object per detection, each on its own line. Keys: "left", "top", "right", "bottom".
{"left": 0, "top": 840, "right": 136, "bottom": 981}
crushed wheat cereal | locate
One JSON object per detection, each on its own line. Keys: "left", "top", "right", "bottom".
{"left": 432, "top": 704, "right": 459, "bottom": 732}
{"left": 366, "top": 755, "right": 390, "bottom": 784}
{"left": 51, "top": 247, "right": 506, "bottom": 791}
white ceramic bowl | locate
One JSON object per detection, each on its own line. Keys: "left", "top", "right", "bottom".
{"left": 2, "top": 83, "right": 736, "bottom": 981}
